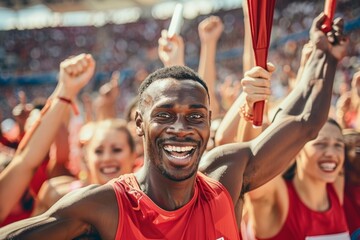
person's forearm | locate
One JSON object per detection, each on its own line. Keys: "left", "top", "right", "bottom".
{"left": 198, "top": 42, "right": 221, "bottom": 118}
{"left": 276, "top": 49, "right": 338, "bottom": 125}
{"left": 18, "top": 98, "right": 71, "bottom": 169}
{"left": 215, "top": 93, "right": 245, "bottom": 146}
{"left": 47, "top": 122, "right": 72, "bottom": 178}
{"left": 0, "top": 98, "right": 71, "bottom": 221}
{"left": 294, "top": 65, "right": 305, "bottom": 86}
{"left": 237, "top": 117, "right": 263, "bottom": 143}
{"left": 0, "top": 213, "right": 89, "bottom": 240}
{"left": 242, "top": 2, "right": 254, "bottom": 74}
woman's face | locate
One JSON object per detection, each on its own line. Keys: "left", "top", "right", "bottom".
{"left": 85, "top": 127, "right": 135, "bottom": 184}
{"left": 297, "top": 122, "right": 345, "bottom": 183}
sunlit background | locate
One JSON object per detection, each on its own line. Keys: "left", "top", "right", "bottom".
{"left": 0, "top": 0, "right": 242, "bottom": 30}
{"left": 0, "top": 0, "right": 359, "bottom": 123}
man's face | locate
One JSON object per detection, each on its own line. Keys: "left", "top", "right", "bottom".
{"left": 137, "top": 78, "right": 211, "bottom": 181}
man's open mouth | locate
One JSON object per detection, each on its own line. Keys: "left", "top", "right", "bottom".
{"left": 163, "top": 145, "right": 196, "bottom": 162}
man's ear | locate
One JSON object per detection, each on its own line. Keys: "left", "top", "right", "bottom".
{"left": 135, "top": 110, "right": 144, "bottom": 137}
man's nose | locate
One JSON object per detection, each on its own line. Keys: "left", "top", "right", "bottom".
{"left": 167, "top": 116, "right": 193, "bottom": 136}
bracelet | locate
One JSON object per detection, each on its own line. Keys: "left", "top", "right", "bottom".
{"left": 58, "top": 96, "right": 79, "bottom": 115}
{"left": 239, "top": 103, "right": 254, "bottom": 122}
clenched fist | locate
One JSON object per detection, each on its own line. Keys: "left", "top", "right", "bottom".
{"left": 57, "top": 53, "right": 96, "bottom": 99}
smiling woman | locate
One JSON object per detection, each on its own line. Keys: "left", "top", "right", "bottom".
{"left": 32, "top": 118, "right": 137, "bottom": 216}
{"left": 342, "top": 129, "right": 360, "bottom": 237}
{"left": 242, "top": 118, "right": 350, "bottom": 239}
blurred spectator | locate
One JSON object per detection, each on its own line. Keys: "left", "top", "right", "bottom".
{"left": 33, "top": 119, "right": 137, "bottom": 216}
{"left": 0, "top": 1, "right": 358, "bottom": 122}
{"left": 342, "top": 129, "right": 360, "bottom": 237}
{"left": 336, "top": 70, "right": 360, "bottom": 129}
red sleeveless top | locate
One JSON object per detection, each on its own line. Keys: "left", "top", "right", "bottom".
{"left": 257, "top": 181, "right": 349, "bottom": 240}
{"left": 111, "top": 172, "right": 240, "bottom": 240}
{"left": 344, "top": 183, "right": 360, "bottom": 235}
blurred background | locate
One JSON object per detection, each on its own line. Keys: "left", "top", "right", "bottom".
{"left": 0, "top": 0, "right": 359, "bottom": 123}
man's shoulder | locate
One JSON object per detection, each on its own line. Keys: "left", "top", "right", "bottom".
{"left": 196, "top": 171, "right": 229, "bottom": 195}
{"left": 109, "top": 173, "right": 137, "bottom": 191}
{"left": 199, "top": 144, "right": 248, "bottom": 180}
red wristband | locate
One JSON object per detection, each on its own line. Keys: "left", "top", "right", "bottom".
{"left": 58, "top": 96, "right": 79, "bottom": 115}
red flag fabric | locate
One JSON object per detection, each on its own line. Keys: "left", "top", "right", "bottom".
{"left": 321, "top": 0, "right": 337, "bottom": 33}
{"left": 247, "top": 0, "right": 276, "bottom": 127}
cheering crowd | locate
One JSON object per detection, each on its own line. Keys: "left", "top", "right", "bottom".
{"left": 0, "top": 0, "right": 359, "bottom": 239}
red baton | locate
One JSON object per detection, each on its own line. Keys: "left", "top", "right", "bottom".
{"left": 321, "top": 0, "right": 336, "bottom": 33}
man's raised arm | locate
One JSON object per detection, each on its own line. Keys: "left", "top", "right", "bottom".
{"left": 201, "top": 13, "right": 348, "bottom": 203}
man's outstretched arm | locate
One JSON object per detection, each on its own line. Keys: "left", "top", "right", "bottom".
{"left": 0, "top": 184, "right": 118, "bottom": 240}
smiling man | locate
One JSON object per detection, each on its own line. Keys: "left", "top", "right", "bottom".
{"left": 0, "top": 13, "right": 348, "bottom": 240}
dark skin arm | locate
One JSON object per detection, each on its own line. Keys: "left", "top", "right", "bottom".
{"left": 200, "top": 13, "right": 348, "bottom": 205}
{"left": 0, "top": 184, "right": 118, "bottom": 240}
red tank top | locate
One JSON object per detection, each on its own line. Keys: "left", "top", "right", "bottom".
{"left": 111, "top": 172, "right": 240, "bottom": 240}
{"left": 0, "top": 159, "right": 49, "bottom": 227}
{"left": 257, "top": 181, "right": 349, "bottom": 240}
{"left": 344, "top": 183, "right": 360, "bottom": 235}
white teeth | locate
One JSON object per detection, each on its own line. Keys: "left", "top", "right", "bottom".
{"left": 164, "top": 145, "right": 194, "bottom": 152}
{"left": 319, "top": 162, "right": 336, "bottom": 171}
{"left": 172, "top": 153, "right": 191, "bottom": 160}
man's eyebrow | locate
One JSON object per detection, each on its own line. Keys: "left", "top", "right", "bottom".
{"left": 157, "top": 104, "right": 174, "bottom": 109}
{"left": 189, "top": 104, "right": 208, "bottom": 110}
{"left": 156, "top": 103, "right": 208, "bottom": 110}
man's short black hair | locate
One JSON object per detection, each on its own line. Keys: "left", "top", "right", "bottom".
{"left": 138, "top": 66, "right": 210, "bottom": 108}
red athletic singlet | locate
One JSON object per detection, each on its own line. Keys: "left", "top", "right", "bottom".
{"left": 0, "top": 159, "right": 49, "bottom": 227}
{"left": 344, "top": 183, "right": 360, "bottom": 235}
{"left": 111, "top": 172, "right": 240, "bottom": 240}
{"left": 257, "top": 181, "right": 349, "bottom": 240}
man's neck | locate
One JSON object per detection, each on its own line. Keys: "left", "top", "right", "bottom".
{"left": 134, "top": 166, "right": 197, "bottom": 211}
